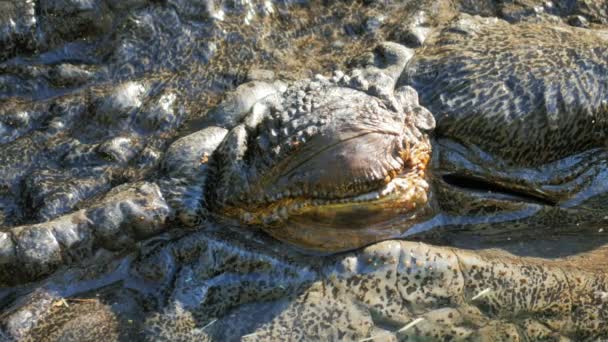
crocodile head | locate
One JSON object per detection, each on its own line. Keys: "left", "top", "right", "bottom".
{"left": 206, "top": 43, "right": 436, "bottom": 251}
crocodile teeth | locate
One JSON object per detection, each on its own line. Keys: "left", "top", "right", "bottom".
{"left": 352, "top": 190, "right": 381, "bottom": 202}
{"left": 278, "top": 207, "right": 288, "bottom": 219}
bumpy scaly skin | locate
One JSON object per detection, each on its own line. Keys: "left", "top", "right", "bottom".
{"left": 0, "top": 181, "right": 170, "bottom": 286}
{"left": 208, "top": 78, "right": 428, "bottom": 211}
{"left": 404, "top": 15, "right": 608, "bottom": 166}
{"left": 203, "top": 56, "right": 436, "bottom": 250}
{"left": 4, "top": 232, "right": 607, "bottom": 340}
{"left": 394, "top": 15, "right": 608, "bottom": 243}
{"left": 2, "top": 2, "right": 608, "bottom": 341}
{"left": 190, "top": 15, "right": 608, "bottom": 250}
{"left": 211, "top": 77, "right": 402, "bottom": 201}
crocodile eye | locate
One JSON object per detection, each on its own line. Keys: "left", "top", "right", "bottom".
{"left": 442, "top": 174, "right": 557, "bottom": 206}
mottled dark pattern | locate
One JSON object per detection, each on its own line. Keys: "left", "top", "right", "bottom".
{"left": 405, "top": 15, "right": 608, "bottom": 165}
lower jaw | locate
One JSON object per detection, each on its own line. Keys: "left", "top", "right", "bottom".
{"left": 261, "top": 199, "right": 433, "bottom": 253}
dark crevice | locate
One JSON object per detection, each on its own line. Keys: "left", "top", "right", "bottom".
{"left": 442, "top": 173, "right": 558, "bottom": 206}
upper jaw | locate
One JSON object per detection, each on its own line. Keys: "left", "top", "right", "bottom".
{"left": 242, "top": 127, "right": 411, "bottom": 202}
{"left": 220, "top": 137, "right": 433, "bottom": 229}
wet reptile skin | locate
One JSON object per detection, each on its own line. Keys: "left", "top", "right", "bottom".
{"left": 197, "top": 46, "right": 436, "bottom": 250}
{"left": 1, "top": 0, "right": 608, "bottom": 341}
{"left": 183, "top": 15, "right": 608, "bottom": 252}
{"left": 401, "top": 15, "right": 608, "bottom": 246}
{"left": 404, "top": 16, "right": 608, "bottom": 165}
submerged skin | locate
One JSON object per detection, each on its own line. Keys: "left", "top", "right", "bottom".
{"left": 2, "top": 2, "right": 608, "bottom": 341}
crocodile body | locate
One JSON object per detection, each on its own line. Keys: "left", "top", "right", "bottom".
{"left": 180, "top": 15, "right": 608, "bottom": 252}
{"left": 1, "top": 1, "right": 608, "bottom": 341}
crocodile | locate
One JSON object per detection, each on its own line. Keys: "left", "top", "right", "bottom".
{"left": 160, "top": 41, "right": 437, "bottom": 252}
{"left": 1, "top": 0, "right": 608, "bottom": 341}
{"left": 160, "top": 15, "right": 608, "bottom": 253}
